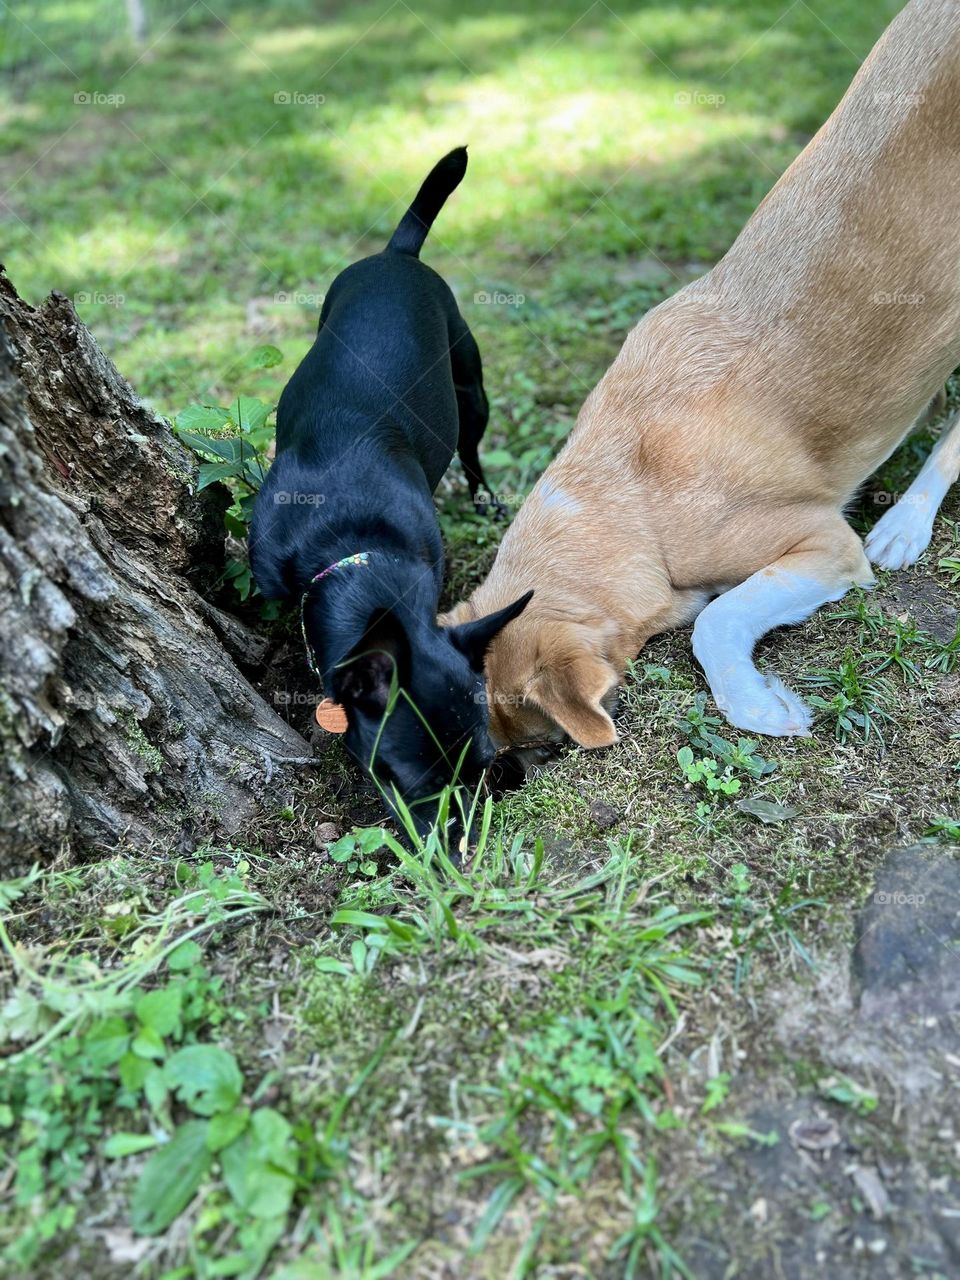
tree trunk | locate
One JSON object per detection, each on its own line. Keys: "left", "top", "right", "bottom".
{"left": 0, "top": 269, "right": 310, "bottom": 872}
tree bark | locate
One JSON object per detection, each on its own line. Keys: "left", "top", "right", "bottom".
{"left": 0, "top": 269, "right": 310, "bottom": 872}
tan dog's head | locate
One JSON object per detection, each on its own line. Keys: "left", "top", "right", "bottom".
{"left": 443, "top": 602, "right": 619, "bottom": 750}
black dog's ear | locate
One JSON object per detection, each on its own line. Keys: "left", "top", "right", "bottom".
{"left": 332, "top": 611, "right": 409, "bottom": 717}
{"left": 447, "top": 590, "right": 533, "bottom": 672}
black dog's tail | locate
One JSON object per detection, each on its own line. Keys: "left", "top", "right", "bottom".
{"left": 386, "top": 146, "right": 468, "bottom": 257}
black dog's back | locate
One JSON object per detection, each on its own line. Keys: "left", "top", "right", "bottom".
{"left": 252, "top": 146, "right": 492, "bottom": 603}
{"left": 271, "top": 147, "right": 475, "bottom": 489}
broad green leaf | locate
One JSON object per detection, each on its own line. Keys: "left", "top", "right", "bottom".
{"left": 165, "top": 1045, "right": 243, "bottom": 1116}
{"left": 144, "top": 1066, "right": 169, "bottom": 1114}
{"left": 132, "top": 1024, "right": 166, "bottom": 1060}
{"left": 175, "top": 430, "right": 244, "bottom": 465}
{"left": 223, "top": 558, "right": 253, "bottom": 601}
{"left": 103, "top": 1132, "right": 160, "bottom": 1158}
{"left": 330, "top": 909, "right": 388, "bottom": 931}
{"left": 228, "top": 396, "right": 271, "bottom": 432}
{"left": 167, "top": 940, "right": 203, "bottom": 971}
{"left": 136, "top": 986, "right": 182, "bottom": 1037}
{"left": 84, "top": 1017, "right": 131, "bottom": 1068}
{"left": 176, "top": 404, "right": 230, "bottom": 434}
{"left": 14, "top": 1144, "right": 43, "bottom": 1204}
{"left": 220, "top": 1108, "right": 296, "bottom": 1219}
{"left": 245, "top": 344, "right": 282, "bottom": 369}
{"left": 206, "top": 1107, "right": 250, "bottom": 1152}
{"left": 131, "top": 1121, "right": 212, "bottom": 1235}
{"left": 356, "top": 827, "right": 388, "bottom": 854}
{"left": 212, "top": 1215, "right": 286, "bottom": 1278}
{"left": 314, "top": 957, "right": 352, "bottom": 976}
{"left": 735, "top": 796, "right": 798, "bottom": 824}
{"left": 328, "top": 835, "right": 357, "bottom": 863}
{"left": 197, "top": 461, "right": 238, "bottom": 491}
{"left": 481, "top": 449, "right": 514, "bottom": 467}
{"left": 119, "top": 1051, "right": 151, "bottom": 1092}
{"left": 224, "top": 508, "right": 247, "bottom": 539}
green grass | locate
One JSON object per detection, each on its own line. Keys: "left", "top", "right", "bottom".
{"left": 4, "top": 1, "right": 960, "bottom": 1276}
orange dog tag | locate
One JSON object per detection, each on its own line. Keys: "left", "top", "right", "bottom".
{"left": 315, "top": 698, "right": 348, "bottom": 733}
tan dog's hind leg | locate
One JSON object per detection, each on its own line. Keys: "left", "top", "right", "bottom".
{"left": 692, "top": 518, "right": 874, "bottom": 737}
{"left": 865, "top": 410, "right": 960, "bottom": 570}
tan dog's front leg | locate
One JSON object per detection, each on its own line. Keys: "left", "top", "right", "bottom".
{"left": 692, "top": 519, "right": 873, "bottom": 736}
{"left": 865, "top": 410, "right": 960, "bottom": 569}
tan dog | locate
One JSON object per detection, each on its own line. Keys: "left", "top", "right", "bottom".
{"left": 444, "top": 0, "right": 960, "bottom": 750}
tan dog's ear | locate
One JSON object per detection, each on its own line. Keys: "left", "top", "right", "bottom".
{"left": 527, "top": 652, "right": 619, "bottom": 748}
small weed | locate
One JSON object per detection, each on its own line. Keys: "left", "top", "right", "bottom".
{"left": 802, "top": 648, "right": 895, "bottom": 745}
{"left": 817, "top": 1074, "right": 878, "bottom": 1115}
{"left": 924, "top": 617, "right": 960, "bottom": 673}
{"left": 701, "top": 1073, "right": 733, "bottom": 1115}
{"left": 173, "top": 346, "right": 281, "bottom": 600}
{"left": 327, "top": 827, "right": 386, "bottom": 880}
{"left": 868, "top": 614, "right": 925, "bottom": 684}
{"left": 828, "top": 591, "right": 886, "bottom": 642}
{"left": 830, "top": 591, "right": 960, "bottom": 677}
{"left": 677, "top": 746, "right": 742, "bottom": 797}
{"left": 678, "top": 694, "right": 777, "bottom": 779}
{"left": 719, "top": 862, "right": 824, "bottom": 990}
{"left": 924, "top": 815, "right": 960, "bottom": 841}
{"left": 675, "top": 694, "right": 778, "bottom": 817}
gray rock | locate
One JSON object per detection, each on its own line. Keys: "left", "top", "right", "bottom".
{"left": 851, "top": 844, "right": 960, "bottom": 1021}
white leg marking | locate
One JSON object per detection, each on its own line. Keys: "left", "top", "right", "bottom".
{"left": 692, "top": 569, "right": 860, "bottom": 737}
{"left": 866, "top": 414, "right": 960, "bottom": 570}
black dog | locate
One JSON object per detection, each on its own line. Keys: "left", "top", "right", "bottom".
{"left": 250, "top": 147, "right": 531, "bottom": 839}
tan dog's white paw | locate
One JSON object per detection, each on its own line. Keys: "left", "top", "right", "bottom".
{"left": 865, "top": 503, "right": 933, "bottom": 570}
{"left": 717, "top": 672, "right": 813, "bottom": 738}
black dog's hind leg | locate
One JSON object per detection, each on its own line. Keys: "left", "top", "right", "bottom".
{"left": 449, "top": 319, "right": 503, "bottom": 516}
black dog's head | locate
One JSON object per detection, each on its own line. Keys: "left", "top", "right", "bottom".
{"left": 321, "top": 592, "right": 532, "bottom": 843}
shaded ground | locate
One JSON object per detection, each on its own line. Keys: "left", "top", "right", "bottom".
{"left": 2, "top": 0, "right": 960, "bottom": 1277}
